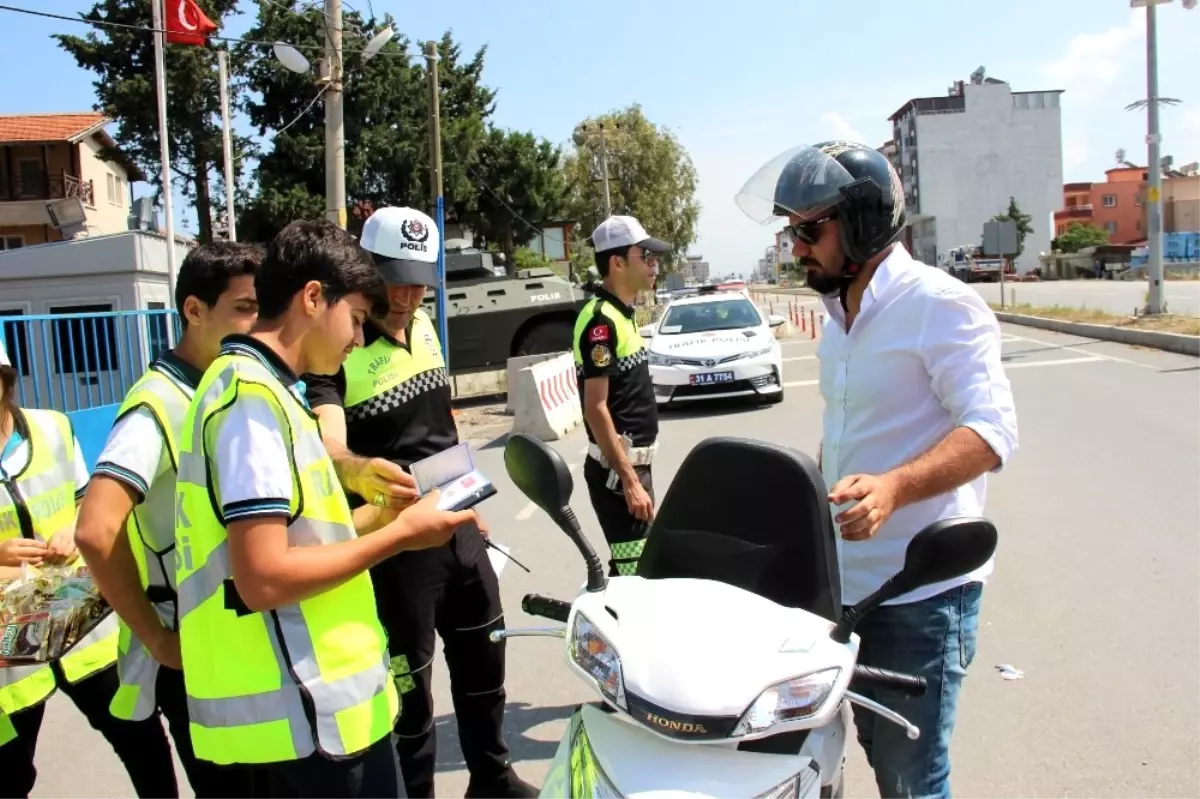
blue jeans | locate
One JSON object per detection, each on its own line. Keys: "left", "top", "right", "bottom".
{"left": 848, "top": 581, "right": 983, "bottom": 799}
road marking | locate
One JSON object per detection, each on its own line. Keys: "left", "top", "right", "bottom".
{"left": 782, "top": 378, "right": 820, "bottom": 387}
{"left": 1002, "top": 331, "right": 1153, "bottom": 368}
{"left": 1005, "top": 355, "right": 1105, "bottom": 370}
{"left": 783, "top": 355, "right": 817, "bottom": 362}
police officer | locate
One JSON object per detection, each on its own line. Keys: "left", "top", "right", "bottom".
{"left": 573, "top": 215, "right": 669, "bottom": 576}
{"left": 305, "top": 206, "right": 535, "bottom": 799}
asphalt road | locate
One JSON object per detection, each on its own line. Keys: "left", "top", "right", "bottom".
{"left": 970, "top": 279, "right": 1200, "bottom": 318}
{"left": 28, "top": 309, "right": 1200, "bottom": 798}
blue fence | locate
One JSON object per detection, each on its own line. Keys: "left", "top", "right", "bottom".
{"left": 1, "top": 308, "right": 182, "bottom": 469}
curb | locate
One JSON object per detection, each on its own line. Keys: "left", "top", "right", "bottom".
{"left": 995, "top": 312, "right": 1200, "bottom": 357}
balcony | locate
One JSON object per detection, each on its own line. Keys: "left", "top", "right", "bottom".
{"left": 1055, "top": 205, "right": 1094, "bottom": 220}
{"left": 0, "top": 173, "right": 95, "bottom": 206}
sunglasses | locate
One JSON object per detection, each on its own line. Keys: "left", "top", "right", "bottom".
{"left": 784, "top": 213, "right": 836, "bottom": 246}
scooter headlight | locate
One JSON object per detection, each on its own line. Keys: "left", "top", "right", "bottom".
{"left": 569, "top": 612, "right": 626, "bottom": 709}
{"left": 731, "top": 667, "right": 840, "bottom": 738}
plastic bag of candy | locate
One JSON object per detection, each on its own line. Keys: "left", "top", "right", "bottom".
{"left": 0, "top": 562, "right": 111, "bottom": 666}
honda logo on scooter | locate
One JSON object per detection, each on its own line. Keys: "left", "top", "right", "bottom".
{"left": 645, "top": 713, "right": 708, "bottom": 735}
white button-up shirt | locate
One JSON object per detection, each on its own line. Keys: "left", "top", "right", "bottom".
{"left": 817, "top": 244, "right": 1018, "bottom": 606}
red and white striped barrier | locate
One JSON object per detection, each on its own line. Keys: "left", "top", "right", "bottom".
{"left": 511, "top": 352, "right": 583, "bottom": 441}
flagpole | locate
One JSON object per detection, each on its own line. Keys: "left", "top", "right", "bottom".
{"left": 217, "top": 49, "right": 236, "bottom": 242}
{"left": 151, "top": 0, "right": 178, "bottom": 300}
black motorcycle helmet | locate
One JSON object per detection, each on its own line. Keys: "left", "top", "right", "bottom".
{"left": 736, "top": 141, "right": 906, "bottom": 281}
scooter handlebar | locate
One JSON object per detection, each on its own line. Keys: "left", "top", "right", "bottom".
{"left": 851, "top": 664, "right": 927, "bottom": 697}
{"left": 522, "top": 593, "right": 572, "bottom": 623}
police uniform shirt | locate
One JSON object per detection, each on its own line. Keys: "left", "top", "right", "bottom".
{"left": 576, "top": 287, "right": 658, "bottom": 448}
{"left": 202, "top": 335, "right": 314, "bottom": 524}
{"left": 305, "top": 316, "right": 457, "bottom": 470}
{"left": 93, "top": 351, "right": 203, "bottom": 538}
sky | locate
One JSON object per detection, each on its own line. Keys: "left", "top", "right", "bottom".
{"left": 1, "top": 0, "right": 1198, "bottom": 277}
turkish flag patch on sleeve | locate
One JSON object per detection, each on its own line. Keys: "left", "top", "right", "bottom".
{"left": 589, "top": 325, "right": 610, "bottom": 343}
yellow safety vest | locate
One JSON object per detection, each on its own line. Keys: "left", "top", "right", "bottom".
{"left": 174, "top": 350, "right": 398, "bottom": 766}
{"left": 107, "top": 367, "right": 192, "bottom": 722}
{"left": 0, "top": 408, "right": 119, "bottom": 717}
{"left": 571, "top": 296, "right": 647, "bottom": 373}
{"left": 343, "top": 308, "right": 447, "bottom": 415}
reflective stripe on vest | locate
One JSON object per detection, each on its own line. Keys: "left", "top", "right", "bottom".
{"left": 174, "top": 353, "right": 398, "bottom": 765}
{"left": 0, "top": 409, "right": 118, "bottom": 716}
{"left": 109, "top": 368, "right": 192, "bottom": 722}
{"left": 342, "top": 309, "right": 448, "bottom": 420}
{"left": 572, "top": 297, "right": 647, "bottom": 375}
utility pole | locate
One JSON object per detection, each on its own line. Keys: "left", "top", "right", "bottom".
{"left": 424, "top": 40, "right": 449, "bottom": 365}
{"left": 324, "top": 0, "right": 345, "bottom": 229}
{"left": 150, "top": 0, "right": 177, "bottom": 296}
{"left": 217, "top": 49, "right": 237, "bottom": 242}
{"left": 576, "top": 121, "right": 619, "bottom": 217}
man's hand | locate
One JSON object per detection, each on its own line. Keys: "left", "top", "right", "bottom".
{"left": 623, "top": 473, "right": 654, "bottom": 522}
{"left": 828, "top": 473, "right": 899, "bottom": 541}
{"left": 346, "top": 457, "right": 419, "bottom": 510}
{"left": 0, "top": 537, "right": 47, "bottom": 567}
{"left": 390, "top": 490, "right": 482, "bottom": 551}
{"left": 147, "top": 628, "right": 182, "bottom": 670}
{"left": 45, "top": 530, "right": 79, "bottom": 565}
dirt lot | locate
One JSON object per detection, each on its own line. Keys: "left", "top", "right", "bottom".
{"left": 994, "top": 303, "right": 1200, "bottom": 336}
{"left": 453, "top": 397, "right": 511, "bottom": 446}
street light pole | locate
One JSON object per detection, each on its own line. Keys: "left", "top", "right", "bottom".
{"left": 324, "top": 0, "right": 346, "bottom": 229}
{"left": 424, "top": 40, "right": 449, "bottom": 366}
{"left": 576, "top": 121, "right": 618, "bottom": 217}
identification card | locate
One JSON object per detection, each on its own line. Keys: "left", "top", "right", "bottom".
{"left": 408, "top": 442, "right": 498, "bottom": 512}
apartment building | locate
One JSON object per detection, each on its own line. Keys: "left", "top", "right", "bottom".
{"left": 0, "top": 112, "right": 143, "bottom": 249}
{"left": 886, "top": 68, "right": 1064, "bottom": 273}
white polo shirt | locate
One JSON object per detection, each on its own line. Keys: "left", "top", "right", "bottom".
{"left": 817, "top": 244, "right": 1019, "bottom": 606}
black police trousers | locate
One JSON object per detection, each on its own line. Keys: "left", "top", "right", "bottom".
{"left": 370, "top": 520, "right": 513, "bottom": 798}
{"left": 583, "top": 458, "right": 655, "bottom": 576}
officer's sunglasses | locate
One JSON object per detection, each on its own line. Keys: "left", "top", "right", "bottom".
{"left": 784, "top": 212, "right": 836, "bottom": 246}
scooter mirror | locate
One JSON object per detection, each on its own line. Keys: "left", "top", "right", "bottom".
{"left": 830, "top": 517, "right": 997, "bottom": 643}
{"left": 504, "top": 434, "right": 608, "bottom": 591}
{"left": 898, "top": 517, "right": 998, "bottom": 591}
{"left": 504, "top": 434, "right": 574, "bottom": 515}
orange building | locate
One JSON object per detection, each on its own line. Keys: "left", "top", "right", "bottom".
{"left": 1053, "top": 166, "right": 1148, "bottom": 244}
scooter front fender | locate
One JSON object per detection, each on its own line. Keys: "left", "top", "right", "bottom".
{"left": 540, "top": 703, "right": 821, "bottom": 798}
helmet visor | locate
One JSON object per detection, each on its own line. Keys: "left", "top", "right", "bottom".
{"left": 735, "top": 144, "right": 858, "bottom": 225}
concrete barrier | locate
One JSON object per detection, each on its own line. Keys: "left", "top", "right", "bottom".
{"left": 994, "top": 312, "right": 1200, "bottom": 357}
{"left": 510, "top": 352, "right": 584, "bottom": 441}
{"left": 504, "top": 353, "right": 561, "bottom": 413}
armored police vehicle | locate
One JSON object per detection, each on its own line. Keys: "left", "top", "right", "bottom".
{"left": 420, "top": 245, "right": 592, "bottom": 373}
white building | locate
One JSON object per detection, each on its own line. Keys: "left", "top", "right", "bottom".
{"left": 887, "top": 68, "right": 1064, "bottom": 273}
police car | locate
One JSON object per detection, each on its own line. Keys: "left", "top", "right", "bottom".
{"left": 643, "top": 287, "right": 786, "bottom": 406}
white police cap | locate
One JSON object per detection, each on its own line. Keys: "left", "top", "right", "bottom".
{"left": 359, "top": 206, "right": 439, "bottom": 286}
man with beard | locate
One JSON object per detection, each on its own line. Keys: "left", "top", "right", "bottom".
{"left": 304, "top": 206, "right": 535, "bottom": 799}
{"left": 735, "top": 142, "right": 1018, "bottom": 798}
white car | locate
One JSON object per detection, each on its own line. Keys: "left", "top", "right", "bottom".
{"left": 643, "top": 289, "right": 786, "bottom": 406}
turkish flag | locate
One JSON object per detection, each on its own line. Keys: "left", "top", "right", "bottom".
{"left": 165, "top": 0, "right": 218, "bottom": 47}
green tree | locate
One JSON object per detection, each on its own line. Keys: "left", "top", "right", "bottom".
{"left": 990, "top": 196, "right": 1034, "bottom": 258}
{"left": 1054, "top": 221, "right": 1110, "bottom": 254}
{"left": 237, "top": 2, "right": 494, "bottom": 240}
{"left": 465, "top": 127, "right": 569, "bottom": 273}
{"left": 562, "top": 104, "right": 700, "bottom": 269}
{"left": 55, "top": 0, "right": 251, "bottom": 243}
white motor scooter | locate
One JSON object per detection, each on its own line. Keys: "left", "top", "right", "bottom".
{"left": 492, "top": 433, "right": 997, "bottom": 799}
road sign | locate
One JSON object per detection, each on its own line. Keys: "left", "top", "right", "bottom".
{"left": 983, "top": 219, "right": 1019, "bottom": 257}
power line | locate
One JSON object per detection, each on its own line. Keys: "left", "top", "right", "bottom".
{"left": 0, "top": 3, "right": 416, "bottom": 60}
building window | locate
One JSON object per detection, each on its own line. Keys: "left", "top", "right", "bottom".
{"left": 49, "top": 303, "right": 118, "bottom": 374}
{"left": 0, "top": 309, "right": 32, "bottom": 377}
{"left": 106, "top": 174, "right": 116, "bottom": 204}
{"left": 1135, "top": 193, "right": 1143, "bottom": 206}
{"left": 110, "top": 175, "right": 125, "bottom": 207}
{"left": 147, "top": 301, "right": 171, "bottom": 359}
{"left": 1103, "top": 195, "right": 1117, "bottom": 208}
{"left": 1104, "top": 221, "right": 1118, "bottom": 234}
{"left": 1, "top": 236, "right": 23, "bottom": 250}
{"left": 1136, "top": 219, "right": 1142, "bottom": 232}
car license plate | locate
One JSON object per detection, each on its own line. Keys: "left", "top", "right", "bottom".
{"left": 690, "top": 371, "right": 735, "bottom": 386}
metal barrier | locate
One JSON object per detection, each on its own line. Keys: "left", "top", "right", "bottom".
{"left": 0, "top": 308, "right": 181, "bottom": 414}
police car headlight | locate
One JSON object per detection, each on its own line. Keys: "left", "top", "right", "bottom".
{"left": 731, "top": 667, "right": 840, "bottom": 737}
{"left": 569, "top": 613, "right": 626, "bottom": 709}
{"left": 648, "top": 352, "right": 676, "bottom": 367}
